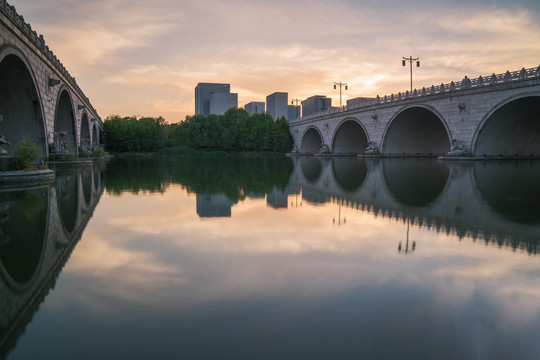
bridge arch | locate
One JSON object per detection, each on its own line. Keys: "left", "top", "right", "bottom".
{"left": 382, "top": 105, "right": 451, "bottom": 156}
{"left": 301, "top": 157, "right": 323, "bottom": 183}
{"left": 54, "top": 88, "right": 78, "bottom": 154}
{"left": 331, "top": 118, "right": 369, "bottom": 154}
{"left": 331, "top": 157, "right": 368, "bottom": 192}
{"left": 0, "top": 47, "right": 47, "bottom": 159}
{"left": 300, "top": 126, "right": 323, "bottom": 153}
{"left": 382, "top": 158, "right": 450, "bottom": 207}
{"left": 92, "top": 122, "right": 99, "bottom": 149}
{"left": 80, "top": 112, "right": 91, "bottom": 153}
{"left": 0, "top": 188, "right": 49, "bottom": 291}
{"left": 56, "top": 171, "right": 80, "bottom": 236}
{"left": 472, "top": 93, "right": 540, "bottom": 157}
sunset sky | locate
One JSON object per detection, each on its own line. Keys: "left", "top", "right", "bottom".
{"left": 15, "top": 0, "right": 540, "bottom": 123}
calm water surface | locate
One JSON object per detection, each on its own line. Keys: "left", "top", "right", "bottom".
{"left": 1, "top": 157, "right": 540, "bottom": 359}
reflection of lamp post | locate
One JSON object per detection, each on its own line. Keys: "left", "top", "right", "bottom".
{"left": 291, "top": 192, "right": 302, "bottom": 208}
{"left": 398, "top": 218, "right": 416, "bottom": 254}
{"left": 402, "top": 56, "right": 420, "bottom": 92}
{"left": 333, "top": 201, "right": 346, "bottom": 226}
{"left": 333, "top": 82, "right": 348, "bottom": 109}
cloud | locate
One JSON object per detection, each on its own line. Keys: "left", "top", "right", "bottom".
{"left": 15, "top": 1, "right": 540, "bottom": 122}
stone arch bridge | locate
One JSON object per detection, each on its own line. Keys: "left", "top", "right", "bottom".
{"left": 289, "top": 65, "right": 540, "bottom": 158}
{"left": 0, "top": 1, "right": 103, "bottom": 161}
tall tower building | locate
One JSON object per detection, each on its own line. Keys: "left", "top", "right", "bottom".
{"left": 301, "top": 95, "right": 332, "bottom": 117}
{"left": 244, "top": 102, "right": 265, "bottom": 115}
{"left": 195, "top": 83, "right": 237, "bottom": 115}
{"left": 266, "top": 92, "right": 288, "bottom": 120}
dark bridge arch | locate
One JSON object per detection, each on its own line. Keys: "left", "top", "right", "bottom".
{"left": 473, "top": 161, "right": 540, "bottom": 224}
{"left": 473, "top": 95, "right": 540, "bottom": 157}
{"left": 331, "top": 157, "right": 368, "bottom": 192}
{"left": 92, "top": 123, "right": 99, "bottom": 149}
{"left": 56, "top": 171, "right": 80, "bottom": 235}
{"left": 301, "top": 127, "right": 323, "bottom": 153}
{"left": 0, "top": 50, "right": 47, "bottom": 158}
{"left": 0, "top": 188, "right": 49, "bottom": 290}
{"left": 383, "top": 158, "right": 450, "bottom": 207}
{"left": 80, "top": 113, "right": 90, "bottom": 153}
{"left": 301, "top": 157, "right": 323, "bottom": 183}
{"left": 55, "top": 89, "right": 77, "bottom": 154}
{"left": 332, "top": 118, "right": 369, "bottom": 154}
{"left": 382, "top": 106, "right": 451, "bottom": 156}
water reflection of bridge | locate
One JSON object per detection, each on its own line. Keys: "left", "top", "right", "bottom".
{"left": 288, "top": 157, "right": 540, "bottom": 254}
{"left": 0, "top": 164, "right": 105, "bottom": 358}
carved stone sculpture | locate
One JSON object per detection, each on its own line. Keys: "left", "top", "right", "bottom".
{"left": 447, "top": 139, "right": 468, "bottom": 156}
{"left": 0, "top": 134, "right": 10, "bottom": 155}
{"left": 365, "top": 142, "right": 379, "bottom": 155}
{"left": 319, "top": 143, "right": 330, "bottom": 154}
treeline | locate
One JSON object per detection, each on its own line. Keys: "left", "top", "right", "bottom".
{"left": 103, "top": 115, "right": 167, "bottom": 152}
{"left": 103, "top": 108, "right": 291, "bottom": 153}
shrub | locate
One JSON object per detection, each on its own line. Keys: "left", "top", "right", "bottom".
{"left": 92, "top": 147, "right": 109, "bottom": 157}
{"left": 10, "top": 137, "right": 41, "bottom": 170}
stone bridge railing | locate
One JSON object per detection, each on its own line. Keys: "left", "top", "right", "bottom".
{"left": 291, "top": 65, "right": 540, "bottom": 123}
{"left": 0, "top": 0, "right": 101, "bottom": 123}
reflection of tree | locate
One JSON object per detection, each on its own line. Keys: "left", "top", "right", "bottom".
{"left": 104, "top": 157, "right": 294, "bottom": 202}
{"left": 104, "top": 158, "right": 167, "bottom": 195}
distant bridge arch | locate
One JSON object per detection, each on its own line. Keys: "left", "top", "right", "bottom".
{"left": 331, "top": 118, "right": 369, "bottom": 154}
{"left": 301, "top": 126, "right": 323, "bottom": 153}
{"left": 382, "top": 105, "right": 451, "bottom": 156}
{"left": 54, "top": 88, "right": 77, "bottom": 154}
{"left": 472, "top": 93, "right": 540, "bottom": 157}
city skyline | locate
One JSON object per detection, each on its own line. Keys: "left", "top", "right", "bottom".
{"left": 14, "top": 0, "right": 540, "bottom": 123}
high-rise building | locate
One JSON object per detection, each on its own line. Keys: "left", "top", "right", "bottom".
{"left": 288, "top": 105, "right": 300, "bottom": 120}
{"left": 209, "top": 92, "right": 238, "bottom": 115}
{"left": 301, "top": 95, "right": 332, "bottom": 117}
{"left": 266, "top": 92, "right": 288, "bottom": 120}
{"left": 195, "top": 83, "right": 237, "bottom": 115}
{"left": 244, "top": 102, "right": 265, "bottom": 115}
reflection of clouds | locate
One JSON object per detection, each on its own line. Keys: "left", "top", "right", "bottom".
{"left": 64, "top": 184, "right": 540, "bottom": 335}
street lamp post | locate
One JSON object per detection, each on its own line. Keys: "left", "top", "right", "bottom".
{"left": 333, "top": 82, "right": 348, "bottom": 109}
{"left": 291, "top": 98, "right": 302, "bottom": 118}
{"left": 402, "top": 56, "right": 420, "bottom": 92}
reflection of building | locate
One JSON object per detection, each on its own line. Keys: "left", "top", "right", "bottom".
{"left": 301, "top": 95, "right": 332, "bottom": 116}
{"left": 266, "top": 188, "right": 288, "bottom": 209}
{"left": 196, "top": 194, "right": 234, "bottom": 218}
{"left": 266, "top": 92, "right": 288, "bottom": 120}
{"left": 244, "top": 102, "right": 265, "bottom": 115}
{"left": 195, "top": 83, "right": 238, "bottom": 116}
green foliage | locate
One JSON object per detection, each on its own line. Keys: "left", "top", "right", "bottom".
{"left": 92, "top": 147, "right": 109, "bottom": 157}
{"left": 103, "top": 115, "right": 166, "bottom": 153}
{"left": 10, "top": 137, "right": 42, "bottom": 170}
{"left": 104, "top": 110, "right": 292, "bottom": 154}
{"left": 168, "top": 109, "right": 291, "bottom": 153}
